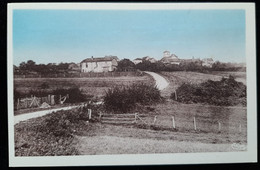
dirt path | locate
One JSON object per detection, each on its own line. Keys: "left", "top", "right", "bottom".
{"left": 144, "top": 71, "right": 169, "bottom": 90}
{"left": 14, "top": 105, "right": 79, "bottom": 124}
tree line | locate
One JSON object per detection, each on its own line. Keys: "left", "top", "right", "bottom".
{"left": 14, "top": 59, "right": 246, "bottom": 75}
{"left": 117, "top": 59, "right": 246, "bottom": 72}
{"left": 14, "top": 60, "right": 72, "bottom": 75}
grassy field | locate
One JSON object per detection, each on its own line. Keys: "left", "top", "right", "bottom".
{"left": 14, "top": 75, "right": 154, "bottom": 99}
{"left": 14, "top": 71, "right": 247, "bottom": 155}
{"left": 159, "top": 71, "right": 246, "bottom": 98}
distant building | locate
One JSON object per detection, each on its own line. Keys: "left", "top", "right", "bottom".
{"left": 163, "top": 50, "right": 171, "bottom": 58}
{"left": 133, "top": 58, "right": 143, "bottom": 65}
{"left": 143, "top": 56, "right": 157, "bottom": 63}
{"left": 80, "top": 56, "right": 118, "bottom": 72}
{"left": 161, "top": 51, "right": 181, "bottom": 65}
{"left": 202, "top": 58, "right": 214, "bottom": 67}
{"left": 104, "top": 55, "right": 120, "bottom": 61}
{"left": 133, "top": 56, "right": 157, "bottom": 64}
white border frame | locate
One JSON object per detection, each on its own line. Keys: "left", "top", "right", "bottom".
{"left": 8, "top": 3, "right": 257, "bottom": 167}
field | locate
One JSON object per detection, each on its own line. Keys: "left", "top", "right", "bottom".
{"left": 159, "top": 71, "right": 246, "bottom": 98}
{"left": 14, "top": 71, "right": 247, "bottom": 155}
{"left": 14, "top": 75, "right": 154, "bottom": 99}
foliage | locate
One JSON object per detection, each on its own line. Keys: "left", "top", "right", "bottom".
{"left": 171, "top": 75, "right": 247, "bottom": 106}
{"left": 104, "top": 83, "right": 162, "bottom": 113}
{"left": 117, "top": 58, "right": 136, "bottom": 71}
{"left": 15, "top": 105, "right": 100, "bottom": 156}
{"left": 15, "top": 87, "right": 90, "bottom": 104}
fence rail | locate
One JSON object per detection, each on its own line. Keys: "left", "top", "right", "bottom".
{"left": 97, "top": 112, "right": 245, "bottom": 134}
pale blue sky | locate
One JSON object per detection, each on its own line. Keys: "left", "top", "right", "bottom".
{"left": 13, "top": 9, "right": 245, "bottom": 65}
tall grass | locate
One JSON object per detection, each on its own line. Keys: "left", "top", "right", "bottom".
{"left": 104, "top": 83, "right": 162, "bottom": 113}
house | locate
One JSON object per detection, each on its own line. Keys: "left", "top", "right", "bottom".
{"left": 133, "top": 58, "right": 143, "bottom": 65}
{"left": 80, "top": 56, "right": 118, "bottom": 72}
{"left": 133, "top": 56, "right": 157, "bottom": 65}
{"left": 143, "top": 56, "right": 157, "bottom": 63}
{"left": 202, "top": 58, "right": 214, "bottom": 67}
{"left": 104, "top": 55, "right": 119, "bottom": 61}
{"left": 161, "top": 51, "right": 181, "bottom": 65}
{"left": 163, "top": 50, "right": 171, "bottom": 58}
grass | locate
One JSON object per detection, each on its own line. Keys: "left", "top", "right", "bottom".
{"left": 75, "top": 135, "right": 235, "bottom": 155}
{"left": 14, "top": 71, "right": 247, "bottom": 156}
{"left": 14, "top": 76, "right": 154, "bottom": 99}
{"left": 159, "top": 71, "right": 246, "bottom": 98}
{"left": 15, "top": 100, "right": 247, "bottom": 156}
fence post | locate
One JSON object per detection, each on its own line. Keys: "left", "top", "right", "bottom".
{"left": 134, "top": 113, "right": 137, "bottom": 123}
{"left": 172, "top": 116, "right": 176, "bottom": 129}
{"left": 193, "top": 117, "right": 197, "bottom": 131}
{"left": 218, "top": 122, "right": 221, "bottom": 132}
{"left": 88, "top": 109, "right": 92, "bottom": 120}
{"left": 153, "top": 116, "right": 157, "bottom": 124}
{"left": 239, "top": 124, "right": 242, "bottom": 133}
{"left": 99, "top": 113, "right": 102, "bottom": 121}
{"left": 175, "top": 90, "right": 177, "bottom": 100}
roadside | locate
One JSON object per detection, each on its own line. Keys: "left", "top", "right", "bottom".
{"left": 14, "top": 105, "right": 80, "bottom": 125}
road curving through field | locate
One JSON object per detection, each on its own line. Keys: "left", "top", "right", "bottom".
{"left": 144, "top": 71, "right": 169, "bottom": 90}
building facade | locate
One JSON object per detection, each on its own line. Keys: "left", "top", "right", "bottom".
{"left": 81, "top": 56, "right": 118, "bottom": 72}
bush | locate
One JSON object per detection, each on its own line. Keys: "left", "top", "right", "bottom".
{"left": 52, "top": 87, "right": 87, "bottom": 103}
{"left": 171, "top": 75, "right": 247, "bottom": 106}
{"left": 104, "top": 83, "right": 162, "bottom": 113}
{"left": 15, "top": 106, "right": 100, "bottom": 156}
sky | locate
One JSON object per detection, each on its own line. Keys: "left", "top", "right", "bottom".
{"left": 13, "top": 9, "right": 245, "bottom": 65}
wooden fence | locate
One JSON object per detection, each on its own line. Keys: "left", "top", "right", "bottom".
{"left": 14, "top": 71, "right": 143, "bottom": 79}
{"left": 96, "top": 112, "right": 245, "bottom": 134}
{"left": 16, "top": 95, "right": 59, "bottom": 110}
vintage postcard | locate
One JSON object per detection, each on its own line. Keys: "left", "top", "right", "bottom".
{"left": 8, "top": 3, "right": 257, "bottom": 167}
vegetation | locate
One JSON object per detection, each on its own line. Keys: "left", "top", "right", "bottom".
{"left": 104, "top": 83, "right": 162, "bottom": 113}
{"left": 117, "top": 59, "right": 136, "bottom": 71}
{"left": 15, "top": 105, "right": 100, "bottom": 156}
{"left": 14, "top": 87, "right": 90, "bottom": 104}
{"left": 14, "top": 59, "right": 245, "bottom": 77}
{"left": 171, "top": 75, "right": 247, "bottom": 106}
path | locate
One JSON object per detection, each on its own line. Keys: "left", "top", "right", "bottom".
{"left": 14, "top": 105, "right": 79, "bottom": 125}
{"left": 144, "top": 71, "right": 169, "bottom": 90}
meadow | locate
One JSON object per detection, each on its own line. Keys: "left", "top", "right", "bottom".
{"left": 14, "top": 75, "right": 154, "bottom": 99}
{"left": 14, "top": 71, "right": 247, "bottom": 155}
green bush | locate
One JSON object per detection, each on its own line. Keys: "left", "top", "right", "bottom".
{"left": 15, "top": 106, "right": 100, "bottom": 156}
{"left": 171, "top": 75, "right": 246, "bottom": 106}
{"left": 104, "top": 83, "right": 162, "bottom": 113}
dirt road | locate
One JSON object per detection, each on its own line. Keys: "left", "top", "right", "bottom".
{"left": 14, "top": 105, "right": 79, "bottom": 124}
{"left": 144, "top": 71, "right": 169, "bottom": 90}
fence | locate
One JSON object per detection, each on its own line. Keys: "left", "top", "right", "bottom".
{"left": 96, "top": 112, "right": 246, "bottom": 135}
{"left": 16, "top": 95, "right": 55, "bottom": 110}
{"left": 15, "top": 94, "right": 69, "bottom": 110}
{"left": 14, "top": 71, "right": 143, "bottom": 79}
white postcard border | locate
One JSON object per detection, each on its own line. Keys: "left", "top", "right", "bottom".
{"left": 7, "top": 3, "right": 257, "bottom": 167}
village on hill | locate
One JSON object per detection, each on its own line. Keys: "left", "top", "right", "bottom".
{"left": 14, "top": 50, "right": 246, "bottom": 76}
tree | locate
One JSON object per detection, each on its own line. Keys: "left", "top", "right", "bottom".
{"left": 117, "top": 59, "right": 136, "bottom": 71}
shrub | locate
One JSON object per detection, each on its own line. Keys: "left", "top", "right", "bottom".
{"left": 53, "top": 87, "right": 87, "bottom": 103}
{"left": 171, "top": 75, "right": 247, "bottom": 106}
{"left": 15, "top": 106, "right": 100, "bottom": 156}
{"left": 39, "top": 82, "right": 49, "bottom": 89}
{"left": 104, "top": 83, "right": 162, "bottom": 113}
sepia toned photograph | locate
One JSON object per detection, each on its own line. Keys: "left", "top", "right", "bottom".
{"left": 8, "top": 3, "right": 257, "bottom": 166}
